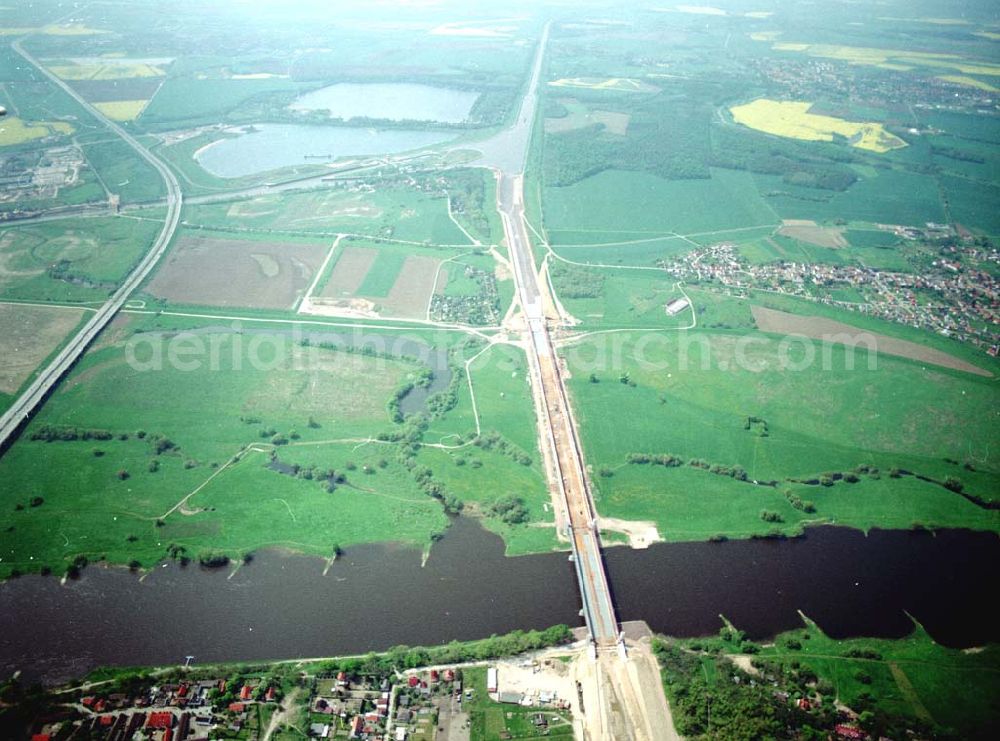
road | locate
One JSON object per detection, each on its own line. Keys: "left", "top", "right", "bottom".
{"left": 491, "top": 23, "right": 680, "bottom": 741}
{"left": 491, "top": 24, "right": 620, "bottom": 653}
{"left": 0, "top": 39, "right": 183, "bottom": 454}
{"left": 499, "top": 174, "right": 619, "bottom": 650}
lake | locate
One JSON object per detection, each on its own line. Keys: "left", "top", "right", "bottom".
{"left": 289, "top": 83, "right": 479, "bottom": 123}
{"left": 194, "top": 124, "right": 454, "bottom": 178}
{"left": 1, "top": 518, "right": 996, "bottom": 685}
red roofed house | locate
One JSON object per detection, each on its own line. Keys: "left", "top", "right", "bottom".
{"left": 407, "top": 676, "right": 419, "bottom": 688}
{"left": 430, "top": 670, "right": 439, "bottom": 683}
{"left": 99, "top": 716, "right": 115, "bottom": 727}
{"left": 176, "top": 684, "right": 188, "bottom": 698}
{"left": 240, "top": 685, "right": 253, "bottom": 700}
{"left": 31, "top": 735, "right": 51, "bottom": 741}
{"left": 835, "top": 725, "right": 866, "bottom": 740}
{"left": 349, "top": 715, "right": 364, "bottom": 739}
{"left": 146, "top": 712, "right": 174, "bottom": 729}
{"left": 81, "top": 696, "right": 95, "bottom": 707}
{"left": 265, "top": 686, "right": 276, "bottom": 702}
{"left": 443, "top": 669, "right": 455, "bottom": 682}
{"left": 229, "top": 703, "right": 246, "bottom": 713}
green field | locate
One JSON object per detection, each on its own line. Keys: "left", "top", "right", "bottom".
{"left": 564, "top": 323, "right": 999, "bottom": 541}
{"left": 181, "top": 186, "right": 470, "bottom": 244}
{"left": 759, "top": 168, "right": 947, "bottom": 226}
{"left": 138, "top": 76, "right": 306, "bottom": 128}
{"left": 544, "top": 168, "right": 779, "bottom": 244}
{"left": 0, "top": 216, "right": 161, "bottom": 302}
{"left": 548, "top": 259, "right": 693, "bottom": 328}
{"left": 735, "top": 233, "right": 914, "bottom": 271}
{"left": 0, "top": 317, "right": 452, "bottom": 578}
{"left": 79, "top": 138, "right": 165, "bottom": 203}
{"left": 0, "top": 316, "right": 568, "bottom": 576}
{"left": 356, "top": 250, "right": 407, "bottom": 296}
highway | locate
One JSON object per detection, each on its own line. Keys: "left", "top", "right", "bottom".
{"left": 492, "top": 25, "right": 621, "bottom": 653}
{"left": 0, "top": 39, "right": 183, "bottom": 454}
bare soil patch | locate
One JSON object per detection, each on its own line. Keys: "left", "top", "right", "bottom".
{"left": 778, "top": 220, "right": 847, "bottom": 248}
{"left": 146, "top": 236, "right": 326, "bottom": 309}
{"left": 381, "top": 254, "right": 441, "bottom": 318}
{"left": 434, "top": 266, "right": 449, "bottom": 295}
{"left": 0, "top": 303, "right": 85, "bottom": 394}
{"left": 318, "top": 245, "right": 377, "bottom": 298}
{"left": 317, "top": 249, "right": 440, "bottom": 319}
{"left": 752, "top": 305, "right": 992, "bottom": 376}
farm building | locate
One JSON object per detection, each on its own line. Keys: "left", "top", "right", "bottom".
{"left": 666, "top": 297, "right": 690, "bottom": 315}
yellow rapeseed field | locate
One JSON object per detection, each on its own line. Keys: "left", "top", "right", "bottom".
{"left": 938, "top": 75, "right": 999, "bottom": 92}
{"left": 729, "top": 99, "right": 908, "bottom": 154}
{"left": 49, "top": 62, "right": 165, "bottom": 80}
{"left": 0, "top": 117, "right": 74, "bottom": 146}
{"left": 93, "top": 100, "right": 148, "bottom": 121}
{"left": 0, "top": 24, "right": 106, "bottom": 36}
{"left": 770, "top": 42, "right": 1000, "bottom": 77}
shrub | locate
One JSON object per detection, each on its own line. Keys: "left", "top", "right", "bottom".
{"left": 198, "top": 552, "right": 230, "bottom": 568}
{"left": 490, "top": 496, "right": 529, "bottom": 525}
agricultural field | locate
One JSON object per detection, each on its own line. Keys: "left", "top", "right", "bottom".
{"left": 0, "top": 315, "right": 452, "bottom": 579}
{"left": 312, "top": 240, "right": 444, "bottom": 320}
{"left": 767, "top": 42, "right": 1000, "bottom": 77}
{"left": 46, "top": 59, "right": 168, "bottom": 81}
{"left": 547, "top": 259, "right": 694, "bottom": 329}
{"left": 0, "top": 305, "right": 564, "bottom": 577}
{"left": 751, "top": 306, "right": 992, "bottom": 376}
{"left": 0, "top": 116, "right": 73, "bottom": 147}
{"left": 729, "top": 99, "right": 907, "bottom": 154}
{"left": 92, "top": 100, "right": 148, "bottom": 121}
{"left": 564, "top": 314, "right": 1000, "bottom": 541}
{"left": 0, "top": 216, "right": 161, "bottom": 302}
{"left": 0, "top": 302, "right": 87, "bottom": 404}
{"left": 181, "top": 186, "right": 471, "bottom": 244}
{"left": 79, "top": 138, "right": 165, "bottom": 202}
{"left": 776, "top": 220, "right": 847, "bottom": 249}
{"left": 307, "top": 238, "right": 506, "bottom": 323}
{"left": 543, "top": 169, "right": 779, "bottom": 249}
{"left": 144, "top": 231, "right": 329, "bottom": 310}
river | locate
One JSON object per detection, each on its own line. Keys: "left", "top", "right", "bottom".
{"left": 1, "top": 517, "right": 996, "bottom": 684}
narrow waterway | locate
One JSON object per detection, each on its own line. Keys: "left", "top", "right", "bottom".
{"left": 1, "top": 518, "right": 996, "bottom": 685}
